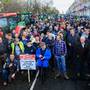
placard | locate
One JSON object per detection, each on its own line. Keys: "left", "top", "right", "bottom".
{"left": 20, "top": 54, "right": 36, "bottom": 70}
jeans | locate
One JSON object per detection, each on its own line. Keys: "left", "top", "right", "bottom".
{"left": 15, "top": 55, "right": 20, "bottom": 70}
{"left": 2, "top": 67, "right": 16, "bottom": 81}
{"left": 2, "top": 69, "right": 9, "bottom": 81}
{"left": 55, "top": 55, "right": 66, "bottom": 73}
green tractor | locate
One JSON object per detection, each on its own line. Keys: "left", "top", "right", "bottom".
{"left": 17, "top": 12, "right": 32, "bottom": 25}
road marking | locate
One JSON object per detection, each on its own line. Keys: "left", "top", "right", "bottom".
{"left": 30, "top": 70, "right": 39, "bottom": 90}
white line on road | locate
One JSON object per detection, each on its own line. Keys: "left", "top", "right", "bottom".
{"left": 30, "top": 70, "right": 39, "bottom": 90}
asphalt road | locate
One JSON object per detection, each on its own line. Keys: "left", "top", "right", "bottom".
{"left": 0, "top": 71, "right": 90, "bottom": 90}
{"left": 34, "top": 77, "right": 88, "bottom": 90}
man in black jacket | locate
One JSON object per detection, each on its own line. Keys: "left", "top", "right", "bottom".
{"left": 0, "top": 37, "right": 7, "bottom": 69}
{"left": 77, "top": 36, "right": 89, "bottom": 79}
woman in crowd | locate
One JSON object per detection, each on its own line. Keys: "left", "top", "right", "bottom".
{"left": 36, "top": 42, "right": 51, "bottom": 83}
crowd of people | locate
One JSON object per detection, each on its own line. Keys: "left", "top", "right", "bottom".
{"left": 0, "top": 15, "right": 90, "bottom": 86}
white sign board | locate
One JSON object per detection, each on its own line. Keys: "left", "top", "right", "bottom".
{"left": 20, "top": 55, "right": 36, "bottom": 70}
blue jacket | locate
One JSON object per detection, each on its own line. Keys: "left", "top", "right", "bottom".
{"left": 36, "top": 48, "right": 51, "bottom": 67}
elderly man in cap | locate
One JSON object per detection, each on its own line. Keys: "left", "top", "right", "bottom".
{"left": 76, "top": 36, "right": 89, "bottom": 79}
{"left": 36, "top": 42, "right": 51, "bottom": 83}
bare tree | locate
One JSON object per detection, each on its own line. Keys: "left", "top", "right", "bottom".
{"left": 0, "top": 0, "right": 22, "bottom": 12}
{"left": 0, "top": 0, "right": 59, "bottom": 14}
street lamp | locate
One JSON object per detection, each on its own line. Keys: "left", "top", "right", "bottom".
{"left": 84, "top": 6, "right": 87, "bottom": 16}
{"left": 27, "top": 0, "right": 32, "bottom": 12}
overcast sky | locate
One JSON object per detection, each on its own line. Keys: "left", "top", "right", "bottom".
{"left": 53, "top": 0, "right": 75, "bottom": 13}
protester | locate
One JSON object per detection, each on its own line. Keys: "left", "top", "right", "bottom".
{"left": 0, "top": 37, "right": 7, "bottom": 69}
{"left": 53, "top": 35, "right": 69, "bottom": 79}
{"left": 33, "top": 35, "right": 40, "bottom": 50}
{"left": 0, "top": 27, "right": 3, "bottom": 37}
{"left": 10, "top": 38, "right": 24, "bottom": 71}
{"left": 67, "top": 28, "right": 79, "bottom": 79}
{"left": 36, "top": 42, "right": 51, "bottom": 82}
{"left": 11, "top": 38, "right": 24, "bottom": 57}
{"left": 2, "top": 54, "right": 19, "bottom": 86}
{"left": 76, "top": 36, "right": 89, "bottom": 79}
{"left": 5, "top": 33, "right": 13, "bottom": 56}
{"left": 25, "top": 41, "right": 36, "bottom": 54}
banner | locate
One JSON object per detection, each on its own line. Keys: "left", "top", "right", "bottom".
{"left": 20, "top": 54, "right": 36, "bottom": 70}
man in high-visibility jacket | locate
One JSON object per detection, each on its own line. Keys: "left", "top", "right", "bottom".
{"left": 11, "top": 38, "right": 24, "bottom": 70}
{"left": 11, "top": 38, "right": 24, "bottom": 58}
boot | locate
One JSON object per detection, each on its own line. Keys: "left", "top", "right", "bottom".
{"left": 64, "top": 73, "right": 69, "bottom": 80}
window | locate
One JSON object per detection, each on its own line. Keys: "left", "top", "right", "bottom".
{"left": 0, "top": 18, "right": 7, "bottom": 27}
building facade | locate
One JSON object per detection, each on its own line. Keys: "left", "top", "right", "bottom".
{"left": 67, "top": 0, "right": 90, "bottom": 16}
